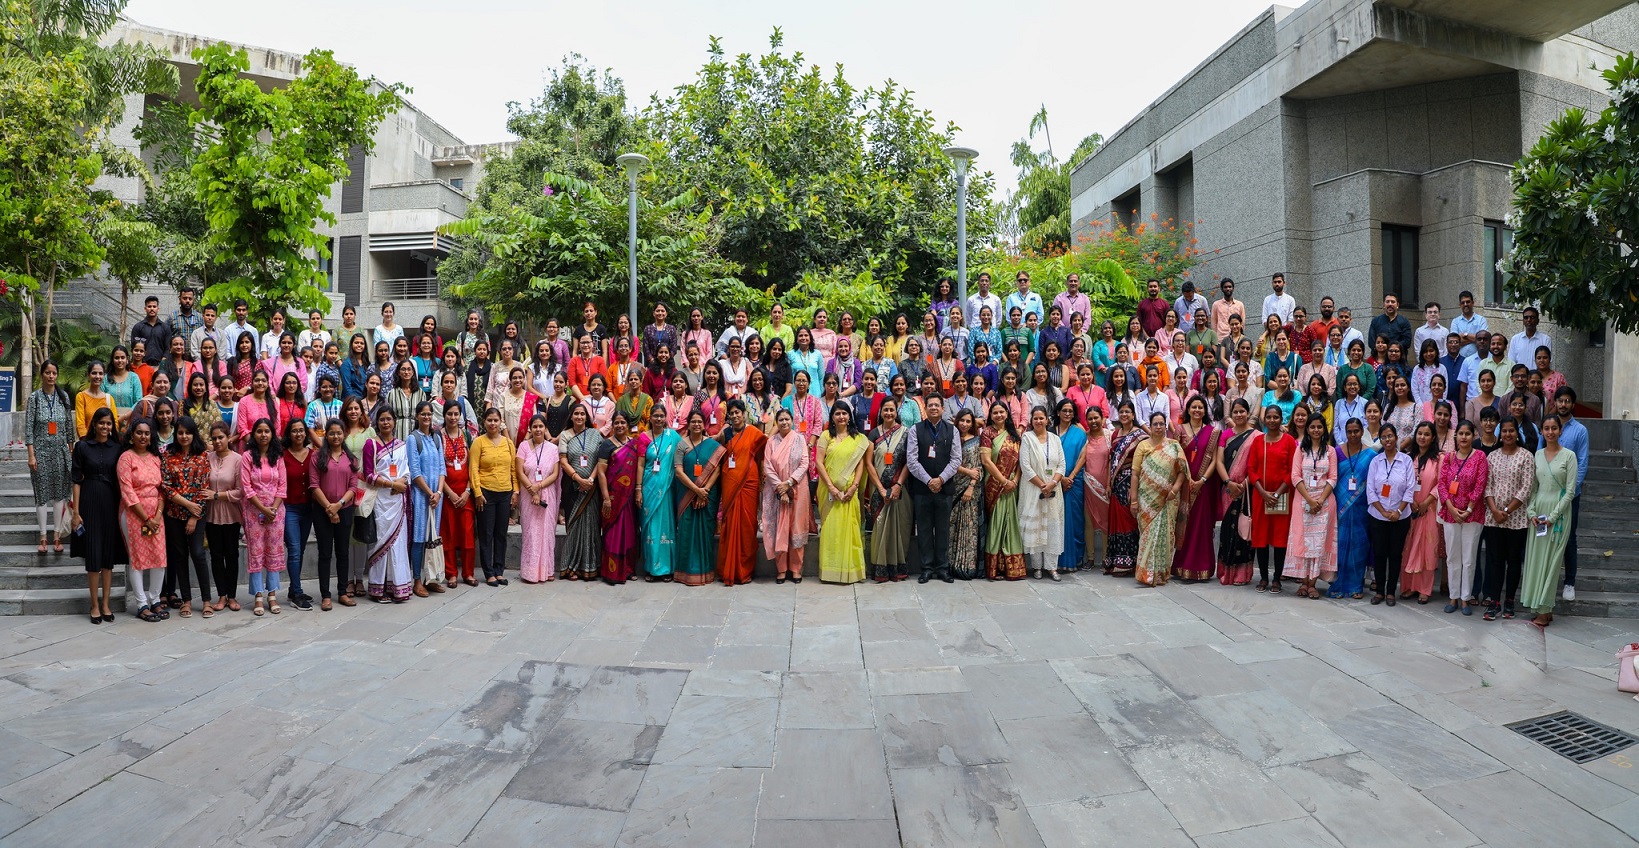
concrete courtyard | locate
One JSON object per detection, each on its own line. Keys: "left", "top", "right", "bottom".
{"left": 1, "top": 572, "right": 1637, "bottom": 847}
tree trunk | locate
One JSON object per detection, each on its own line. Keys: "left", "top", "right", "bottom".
{"left": 19, "top": 285, "right": 34, "bottom": 402}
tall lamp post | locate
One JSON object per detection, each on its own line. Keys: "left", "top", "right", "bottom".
{"left": 942, "top": 145, "right": 978, "bottom": 307}
{"left": 615, "top": 152, "right": 650, "bottom": 335}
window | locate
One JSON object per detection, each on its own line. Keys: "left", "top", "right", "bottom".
{"left": 317, "top": 238, "right": 336, "bottom": 293}
{"left": 1483, "top": 221, "right": 1513, "bottom": 306}
{"left": 448, "top": 178, "right": 464, "bottom": 190}
{"left": 1381, "top": 224, "right": 1419, "bottom": 305}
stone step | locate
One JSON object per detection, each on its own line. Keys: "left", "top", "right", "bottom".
{"left": 1586, "top": 466, "right": 1637, "bottom": 484}
{"left": 1581, "top": 480, "right": 1638, "bottom": 498}
{"left": 1558, "top": 591, "right": 1639, "bottom": 619}
{"left": 0, "top": 564, "right": 126, "bottom": 591}
{"left": 1577, "top": 511, "right": 1639, "bottom": 530}
{"left": 1589, "top": 451, "right": 1634, "bottom": 468}
{"left": 1572, "top": 567, "right": 1639, "bottom": 595}
{"left": 1575, "top": 545, "right": 1639, "bottom": 568}
{"left": 0, "top": 587, "right": 126, "bottom": 616}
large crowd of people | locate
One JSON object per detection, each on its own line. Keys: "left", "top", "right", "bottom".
{"left": 21, "top": 271, "right": 1587, "bottom": 630}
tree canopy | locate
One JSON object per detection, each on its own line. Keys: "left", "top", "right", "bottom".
{"left": 1506, "top": 52, "right": 1639, "bottom": 333}
{"left": 1004, "top": 106, "right": 1102, "bottom": 254}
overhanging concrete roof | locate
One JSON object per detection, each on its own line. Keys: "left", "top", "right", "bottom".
{"left": 1377, "top": 0, "right": 1633, "bottom": 42}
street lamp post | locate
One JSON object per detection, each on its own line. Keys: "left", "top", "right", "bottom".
{"left": 942, "top": 146, "right": 979, "bottom": 308}
{"left": 615, "top": 152, "right": 650, "bottom": 335}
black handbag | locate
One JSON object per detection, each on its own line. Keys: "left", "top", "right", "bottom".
{"left": 352, "top": 512, "right": 377, "bottom": 545}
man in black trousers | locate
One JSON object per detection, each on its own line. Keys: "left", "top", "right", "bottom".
{"left": 906, "top": 395, "right": 961, "bottom": 584}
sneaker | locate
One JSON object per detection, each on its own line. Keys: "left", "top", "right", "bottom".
{"left": 1562, "top": 585, "right": 1576, "bottom": 601}
{"left": 295, "top": 596, "right": 314, "bottom": 611}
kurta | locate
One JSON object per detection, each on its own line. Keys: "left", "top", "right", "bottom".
{"left": 983, "top": 429, "right": 1027, "bottom": 579}
{"left": 949, "top": 435, "right": 985, "bottom": 580}
{"left": 1132, "top": 438, "right": 1183, "bottom": 586}
{"left": 869, "top": 425, "right": 913, "bottom": 578}
{"left": 1520, "top": 447, "right": 1577, "bottom": 613}
{"left": 1331, "top": 446, "right": 1377, "bottom": 597}
{"left": 117, "top": 451, "right": 166, "bottom": 571}
{"left": 239, "top": 451, "right": 287, "bottom": 574}
{"left": 1171, "top": 424, "right": 1221, "bottom": 581}
{"left": 760, "top": 431, "right": 812, "bottom": 560}
{"left": 1057, "top": 425, "right": 1088, "bottom": 573}
{"left": 641, "top": 429, "right": 681, "bottom": 578}
{"left": 716, "top": 425, "right": 768, "bottom": 585}
{"left": 1284, "top": 446, "right": 1339, "bottom": 580}
{"left": 517, "top": 437, "right": 561, "bottom": 582}
{"left": 1018, "top": 430, "right": 1067, "bottom": 559}
{"left": 25, "top": 389, "right": 74, "bottom": 505}
{"left": 816, "top": 432, "right": 870, "bottom": 584}
{"left": 673, "top": 436, "right": 724, "bottom": 585}
{"left": 1246, "top": 433, "right": 1297, "bottom": 548}
{"left": 1400, "top": 456, "right": 1442, "bottom": 596}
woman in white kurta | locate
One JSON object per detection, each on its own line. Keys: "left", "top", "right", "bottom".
{"left": 1017, "top": 405, "right": 1067, "bottom": 579}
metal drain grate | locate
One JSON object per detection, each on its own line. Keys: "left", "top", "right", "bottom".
{"left": 1507, "top": 711, "right": 1639, "bottom": 764}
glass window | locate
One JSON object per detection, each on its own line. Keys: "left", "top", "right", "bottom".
{"left": 1483, "top": 222, "right": 1513, "bottom": 306}
{"left": 1381, "top": 224, "right": 1419, "bottom": 305}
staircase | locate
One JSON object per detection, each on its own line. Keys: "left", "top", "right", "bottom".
{"left": 1561, "top": 447, "right": 1639, "bottom": 618}
{"left": 0, "top": 451, "right": 127, "bottom": 616}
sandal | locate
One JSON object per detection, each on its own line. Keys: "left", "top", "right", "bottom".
{"left": 1270, "top": 582, "right": 1283, "bottom": 594}
{"left": 179, "top": 604, "right": 192, "bottom": 618}
{"left": 201, "top": 604, "right": 214, "bottom": 619}
{"left": 154, "top": 604, "right": 170, "bottom": 620}
{"left": 252, "top": 595, "right": 265, "bottom": 616}
{"left": 36, "top": 537, "right": 47, "bottom": 555}
{"left": 446, "top": 579, "right": 457, "bottom": 589}
{"left": 226, "top": 598, "right": 241, "bottom": 612}
{"left": 137, "top": 605, "right": 161, "bottom": 623}
{"left": 338, "top": 594, "right": 356, "bottom": 607}
{"left": 1351, "top": 592, "right": 1363, "bottom": 599}
{"left": 267, "top": 596, "right": 281, "bottom": 614}
{"left": 320, "top": 597, "right": 333, "bottom": 611}
{"left": 1371, "top": 594, "right": 1384, "bottom": 605}
{"left": 1256, "top": 580, "right": 1269, "bottom": 593}
{"left": 465, "top": 578, "right": 478, "bottom": 587}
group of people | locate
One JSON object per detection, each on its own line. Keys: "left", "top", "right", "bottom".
{"left": 21, "top": 271, "right": 1587, "bottom": 629}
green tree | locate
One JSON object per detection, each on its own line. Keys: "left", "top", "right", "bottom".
{"left": 1505, "top": 53, "right": 1639, "bottom": 332}
{"left": 94, "top": 212, "right": 161, "bottom": 339}
{"left": 132, "top": 99, "right": 254, "bottom": 294}
{"left": 1005, "top": 106, "right": 1101, "bottom": 254}
{"left": 185, "top": 43, "right": 404, "bottom": 320}
{"left": 641, "top": 29, "right": 998, "bottom": 308}
{"left": 440, "top": 171, "right": 752, "bottom": 326}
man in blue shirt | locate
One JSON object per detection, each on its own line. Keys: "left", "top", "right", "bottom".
{"left": 1005, "top": 271, "right": 1044, "bottom": 325}
{"left": 1439, "top": 333, "right": 1464, "bottom": 406}
{"left": 1450, "top": 290, "right": 1487, "bottom": 358}
{"left": 1547, "top": 386, "right": 1589, "bottom": 600}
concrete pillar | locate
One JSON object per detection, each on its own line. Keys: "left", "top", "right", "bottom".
{"left": 1604, "top": 330, "right": 1639, "bottom": 421}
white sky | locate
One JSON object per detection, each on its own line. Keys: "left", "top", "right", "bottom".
{"left": 125, "top": 0, "right": 1277, "bottom": 196}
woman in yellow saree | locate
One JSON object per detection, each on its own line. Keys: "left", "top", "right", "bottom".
{"left": 816, "top": 402, "right": 870, "bottom": 584}
{"left": 1132, "top": 410, "right": 1187, "bottom": 586}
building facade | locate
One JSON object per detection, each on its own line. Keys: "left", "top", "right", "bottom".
{"left": 75, "top": 18, "right": 512, "bottom": 332}
{"left": 1070, "top": 0, "right": 1639, "bottom": 417}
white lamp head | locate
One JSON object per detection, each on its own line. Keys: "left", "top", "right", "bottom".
{"left": 616, "top": 152, "right": 650, "bottom": 175}
{"left": 942, "top": 146, "right": 978, "bottom": 171}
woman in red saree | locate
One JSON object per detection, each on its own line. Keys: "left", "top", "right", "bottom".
{"left": 715, "top": 400, "right": 768, "bottom": 585}
{"left": 1171, "top": 396, "right": 1222, "bottom": 581}
{"left": 596, "top": 413, "right": 649, "bottom": 585}
{"left": 1104, "top": 400, "right": 1144, "bottom": 576}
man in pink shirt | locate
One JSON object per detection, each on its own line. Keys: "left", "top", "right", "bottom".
{"left": 1209, "top": 278, "right": 1245, "bottom": 339}
{"left": 1052, "top": 273, "right": 1092, "bottom": 330}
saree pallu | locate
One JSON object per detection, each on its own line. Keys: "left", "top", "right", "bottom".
{"left": 559, "top": 428, "right": 606, "bottom": 578}
{"left": 1058, "top": 425, "right": 1088, "bottom": 573}
{"left": 1171, "top": 426, "right": 1221, "bottom": 581}
{"left": 1105, "top": 430, "right": 1143, "bottom": 575}
{"left": 760, "top": 432, "right": 811, "bottom": 560}
{"left": 674, "top": 438, "right": 724, "bottom": 585}
{"left": 984, "top": 432, "right": 1026, "bottom": 580}
{"left": 1217, "top": 430, "right": 1256, "bottom": 585}
{"left": 948, "top": 436, "right": 985, "bottom": 580}
{"left": 1330, "top": 447, "right": 1377, "bottom": 597}
{"left": 869, "top": 427, "right": 913, "bottom": 580}
{"left": 641, "top": 429, "right": 681, "bottom": 578}
{"left": 1133, "top": 439, "right": 1183, "bottom": 586}
{"left": 600, "top": 434, "right": 649, "bottom": 584}
{"left": 716, "top": 426, "right": 767, "bottom": 585}
{"left": 817, "top": 432, "right": 870, "bottom": 584}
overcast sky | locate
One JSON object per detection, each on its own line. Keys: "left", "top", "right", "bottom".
{"left": 125, "top": 0, "right": 1277, "bottom": 196}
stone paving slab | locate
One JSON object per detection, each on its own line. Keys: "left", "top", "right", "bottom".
{"left": 0, "top": 571, "right": 1635, "bottom": 846}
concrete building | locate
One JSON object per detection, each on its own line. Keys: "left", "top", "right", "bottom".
{"left": 74, "top": 18, "right": 513, "bottom": 333}
{"left": 1070, "top": 0, "right": 1639, "bottom": 417}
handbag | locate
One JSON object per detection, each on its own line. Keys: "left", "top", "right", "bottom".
{"left": 423, "top": 504, "right": 445, "bottom": 575}
{"left": 1618, "top": 643, "right": 1639, "bottom": 694}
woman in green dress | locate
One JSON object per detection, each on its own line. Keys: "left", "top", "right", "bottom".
{"left": 672, "top": 409, "right": 724, "bottom": 586}
{"left": 866, "top": 397, "right": 913, "bottom": 582}
{"left": 981, "top": 401, "right": 1027, "bottom": 580}
{"left": 816, "top": 402, "right": 870, "bottom": 584}
{"left": 1520, "top": 413, "right": 1576, "bottom": 628}
{"left": 638, "top": 405, "right": 680, "bottom": 581}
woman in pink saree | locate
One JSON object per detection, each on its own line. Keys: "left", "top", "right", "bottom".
{"left": 1081, "top": 406, "right": 1111, "bottom": 570}
{"left": 760, "top": 409, "right": 812, "bottom": 581}
{"left": 1171, "top": 396, "right": 1222, "bottom": 581}
{"left": 596, "top": 413, "right": 649, "bottom": 585}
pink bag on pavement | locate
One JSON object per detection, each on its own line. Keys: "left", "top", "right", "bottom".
{"left": 1618, "top": 643, "right": 1639, "bottom": 694}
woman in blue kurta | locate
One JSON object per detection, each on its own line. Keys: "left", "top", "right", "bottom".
{"left": 405, "top": 400, "right": 446, "bottom": 596}
{"left": 1053, "top": 399, "right": 1088, "bottom": 573}
{"left": 1331, "top": 416, "right": 1376, "bottom": 598}
{"left": 639, "top": 406, "right": 681, "bottom": 580}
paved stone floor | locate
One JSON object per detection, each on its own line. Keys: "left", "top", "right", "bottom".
{"left": 1, "top": 573, "right": 1638, "bottom": 847}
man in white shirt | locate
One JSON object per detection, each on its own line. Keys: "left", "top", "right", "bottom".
{"left": 1412, "top": 301, "right": 1448, "bottom": 355}
{"left": 260, "top": 311, "right": 288, "bottom": 359}
{"left": 297, "top": 309, "right": 332, "bottom": 354}
{"left": 1508, "top": 306, "right": 1553, "bottom": 365}
{"left": 1052, "top": 273, "right": 1091, "bottom": 328}
{"left": 1456, "top": 330, "right": 1491, "bottom": 404}
{"left": 188, "top": 304, "right": 222, "bottom": 360}
{"left": 1172, "top": 280, "right": 1208, "bottom": 329}
{"left": 965, "top": 272, "right": 1003, "bottom": 331}
{"left": 1450, "top": 290, "right": 1488, "bottom": 358}
{"left": 1260, "top": 272, "right": 1296, "bottom": 326}
{"left": 715, "top": 308, "right": 757, "bottom": 358}
{"left": 220, "top": 299, "right": 259, "bottom": 360}
{"left": 1005, "top": 271, "right": 1044, "bottom": 324}
{"left": 1336, "top": 307, "right": 1365, "bottom": 351}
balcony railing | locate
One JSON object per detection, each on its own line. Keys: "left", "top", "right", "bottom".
{"left": 375, "top": 277, "right": 441, "bottom": 300}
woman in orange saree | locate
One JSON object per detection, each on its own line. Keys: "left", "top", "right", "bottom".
{"left": 715, "top": 400, "right": 767, "bottom": 586}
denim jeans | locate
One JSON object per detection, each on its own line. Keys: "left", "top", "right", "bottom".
{"left": 249, "top": 569, "right": 282, "bottom": 595}
{"left": 283, "top": 502, "right": 314, "bottom": 597}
